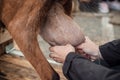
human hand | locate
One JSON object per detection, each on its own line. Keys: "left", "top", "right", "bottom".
{"left": 49, "top": 44, "right": 75, "bottom": 63}
{"left": 76, "top": 37, "right": 102, "bottom": 60}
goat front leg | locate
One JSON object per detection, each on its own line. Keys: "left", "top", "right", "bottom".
{"left": 7, "top": 21, "right": 59, "bottom": 80}
{"left": 5, "top": 3, "right": 59, "bottom": 80}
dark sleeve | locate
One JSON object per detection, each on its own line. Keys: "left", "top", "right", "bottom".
{"left": 63, "top": 52, "right": 120, "bottom": 80}
{"left": 99, "top": 39, "right": 120, "bottom": 66}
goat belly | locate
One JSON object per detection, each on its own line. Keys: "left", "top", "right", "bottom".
{"left": 40, "top": 3, "right": 85, "bottom": 46}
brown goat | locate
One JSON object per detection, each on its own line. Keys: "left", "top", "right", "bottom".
{"left": 0, "top": 0, "right": 85, "bottom": 80}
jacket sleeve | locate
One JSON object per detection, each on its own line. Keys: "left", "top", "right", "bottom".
{"left": 99, "top": 39, "right": 120, "bottom": 66}
{"left": 63, "top": 52, "right": 120, "bottom": 80}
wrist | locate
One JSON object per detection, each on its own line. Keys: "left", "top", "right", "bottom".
{"left": 98, "top": 50, "right": 103, "bottom": 59}
{"left": 93, "top": 50, "right": 103, "bottom": 60}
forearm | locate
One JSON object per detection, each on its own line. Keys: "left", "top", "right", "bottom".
{"left": 63, "top": 53, "right": 120, "bottom": 80}
{"left": 99, "top": 39, "right": 120, "bottom": 66}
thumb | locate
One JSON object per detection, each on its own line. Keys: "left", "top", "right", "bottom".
{"left": 76, "top": 44, "right": 83, "bottom": 50}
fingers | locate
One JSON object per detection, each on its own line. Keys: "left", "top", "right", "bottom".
{"left": 49, "top": 53, "right": 58, "bottom": 58}
{"left": 76, "top": 43, "right": 85, "bottom": 50}
{"left": 66, "top": 44, "right": 72, "bottom": 47}
{"left": 49, "top": 47, "right": 56, "bottom": 58}
{"left": 77, "top": 49, "right": 84, "bottom": 54}
{"left": 49, "top": 45, "right": 61, "bottom": 52}
{"left": 76, "top": 36, "right": 90, "bottom": 48}
{"left": 53, "top": 57, "right": 62, "bottom": 63}
{"left": 49, "top": 53, "right": 63, "bottom": 63}
{"left": 49, "top": 47, "right": 54, "bottom": 52}
{"left": 49, "top": 44, "right": 73, "bottom": 63}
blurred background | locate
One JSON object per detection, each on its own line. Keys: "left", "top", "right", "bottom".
{"left": 0, "top": 0, "right": 120, "bottom": 80}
